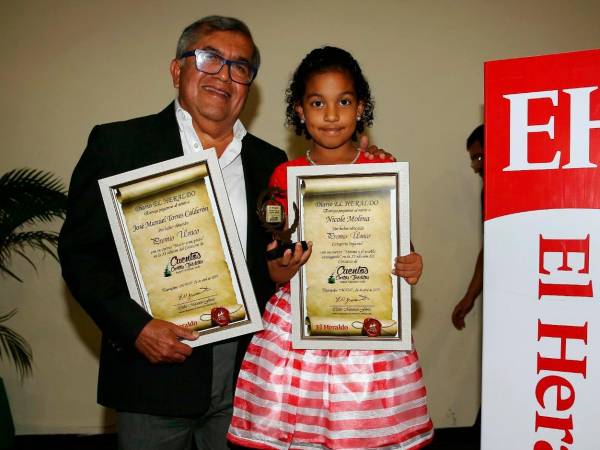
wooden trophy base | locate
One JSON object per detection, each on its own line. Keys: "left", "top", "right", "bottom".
{"left": 266, "top": 240, "right": 308, "bottom": 261}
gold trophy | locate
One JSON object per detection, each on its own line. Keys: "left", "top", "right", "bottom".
{"left": 257, "top": 187, "right": 308, "bottom": 261}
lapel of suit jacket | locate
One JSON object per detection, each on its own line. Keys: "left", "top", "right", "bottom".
{"left": 133, "top": 102, "right": 184, "bottom": 169}
{"left": 241, "top": 134, "right": 266, "bottom": 267}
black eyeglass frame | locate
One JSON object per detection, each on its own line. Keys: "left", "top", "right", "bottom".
{"left": 180, "top": 49, "right": 258, "bottom": 85}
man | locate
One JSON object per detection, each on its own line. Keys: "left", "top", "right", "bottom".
{"left": 58, "top": 16, "right": 288, "bottom": 450}
{"left": 452, "top": 124, "right": 484, "bottom": 330}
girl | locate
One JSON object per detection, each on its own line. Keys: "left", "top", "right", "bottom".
{"left": 228, "top": 46, "right": 433, "bottom": 450}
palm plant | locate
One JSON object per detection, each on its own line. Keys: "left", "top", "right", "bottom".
{"left": 0, "top": 169, "right": 68, "bottom": 379}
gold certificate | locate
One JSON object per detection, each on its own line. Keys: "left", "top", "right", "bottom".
{"left": 99, "top": 152, "right": 262, "bottom": 347}
{"left": 288, "top": 163, "right": 411, "bottom": 350}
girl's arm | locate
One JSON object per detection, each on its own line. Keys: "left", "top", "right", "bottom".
{"left": 392, "top": 252, "right": 423, "bottom": 285}
{"left": 266, "top": 162, "right": 314, "bottom": 284}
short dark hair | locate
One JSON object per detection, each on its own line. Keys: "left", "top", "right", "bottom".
{"left": 175, "top": 16, "right": 260, "bottom": 70}
{"left": 285, "top": 46, "right": 374, "bottom": 140}
{"left": 466, "top": 124, "right": 484, "bottom": 149}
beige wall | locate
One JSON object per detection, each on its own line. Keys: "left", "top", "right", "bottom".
{"left": 1, "top": 0, "right": 599, "bottom": 434}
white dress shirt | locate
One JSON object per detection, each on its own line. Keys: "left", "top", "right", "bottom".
{"left": 175, "top": 99, "right": 248, "bottom": 257}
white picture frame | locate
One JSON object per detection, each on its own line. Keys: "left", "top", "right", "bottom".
{"left": 288, "top": 162, "right": 411, "bottom": 350}
{"left": 98, "top": 150, "right": 262, "bottom": 347}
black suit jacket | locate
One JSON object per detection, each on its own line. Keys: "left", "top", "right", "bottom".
{"left": 58, "top": 103, "right": 287, "bottom": 415}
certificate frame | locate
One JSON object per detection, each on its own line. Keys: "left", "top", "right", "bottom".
{"left": 98, "top": 150, "right": 262, "bottom": 347}
{"left": 288, "top": 162, "right": 411, "bottom": 350}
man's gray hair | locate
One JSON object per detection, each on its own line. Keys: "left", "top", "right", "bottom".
{"left": 175, "top": 16, "right": 261, "bottom": 70}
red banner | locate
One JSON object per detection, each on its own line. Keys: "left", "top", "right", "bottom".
{"left": 482, "top": 48, "right": 600, "bottom": 450}
{"left": 485, "top": 49, "right": 600, "bottom": 220}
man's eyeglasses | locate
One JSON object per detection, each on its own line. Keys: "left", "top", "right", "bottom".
{"left": 180, "top": 49, "right": 257, "bottom": 85}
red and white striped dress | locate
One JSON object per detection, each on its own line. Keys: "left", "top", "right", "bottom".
{"left": 228, "top": 156, "right": 434, "bottom": 449}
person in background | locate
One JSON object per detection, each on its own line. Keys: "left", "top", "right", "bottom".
{"left": 452, "top": 124, "right": 484, "bottom": 330}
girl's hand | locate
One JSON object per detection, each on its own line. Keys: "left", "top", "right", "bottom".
{"left": 359, "top": 135, "right": 396, "bottom": 161}
{"left": 267, "top": 240, "right": 313, "bottom": 284}
{"left": 392, "top": 252, "right": 423, "bottom": 285}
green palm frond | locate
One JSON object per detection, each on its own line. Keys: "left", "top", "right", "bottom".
{"left": 0, "top": 168, "right": 67, "bottom": 230}
{"left": 0, "top": 231, "right": 60, "bottom": 281}
{"left": 0, "top": 168, "right": 68, "bottom": 378}
{"left": 0, "top": 310, "right": 32, "bottom": 380}
{"left": 0, "top": 168, "right": 67, "bottom": 282}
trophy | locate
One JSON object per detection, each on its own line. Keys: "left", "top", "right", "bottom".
{"left": 257, "top": 187, "right": 308, "bottom": 261}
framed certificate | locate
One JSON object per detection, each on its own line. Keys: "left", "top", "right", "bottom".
{"left": 288, "top": 163, "right": 411, "bottom": 350}
{"left": 98, "top": 151, "right": 262, "bottom": 347}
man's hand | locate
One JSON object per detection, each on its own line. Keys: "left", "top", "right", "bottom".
{"left": 392, "top": 252, "right": 423, "bottom": 285}
{"left": 267, "top": 240, "right": 312, "bottom": 284}
{"left": 452, "top": 296, "right": 476, "bottom": 330}
{"left": 358, "top": 135, "right": 396, "bottom": 161}
{"left": 135, "top": 319, "right": 198, "bottom": 364}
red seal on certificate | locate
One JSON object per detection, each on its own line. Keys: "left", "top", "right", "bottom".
{"left": 211, "top": 307, "right": 230, "bottom": 327}
{"left": 362, "top": 318, "right": 382, "bottom": 337}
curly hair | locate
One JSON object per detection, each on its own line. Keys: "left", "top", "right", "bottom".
{"left": 285, "top": 46, "right": 374, "bottom": 140}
